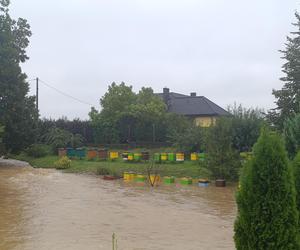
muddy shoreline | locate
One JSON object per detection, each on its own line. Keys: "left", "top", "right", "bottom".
{"left": 0, "top": 158, "right": 31, "bottom": 168}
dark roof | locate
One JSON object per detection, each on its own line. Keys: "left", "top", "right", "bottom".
{"left": 156, "top": 92, "right": 229, "bottom": 116}
{"left": 156, "top": 92, "right": 188, "bottom": 98}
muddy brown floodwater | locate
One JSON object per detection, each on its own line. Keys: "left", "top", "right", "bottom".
{"left": 0, "top": 166, "right": 236, "bottom": 250}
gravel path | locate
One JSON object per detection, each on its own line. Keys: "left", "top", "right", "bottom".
{"left": 0, "top": 158, "right": 31, "bottom": 167}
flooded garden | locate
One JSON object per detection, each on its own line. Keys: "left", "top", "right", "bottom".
{"left": 0, "top": 165, "right": 236, "bottom": 250}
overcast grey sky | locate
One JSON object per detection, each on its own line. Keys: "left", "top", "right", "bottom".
{"left": 10, "top": 0, "right": 299, "bottom": 119}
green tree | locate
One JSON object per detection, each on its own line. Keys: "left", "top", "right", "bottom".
{"left": 44, "top": 128, "right": 83, "bottom": 152}
{"left": 90, "top": 82, "right": 136, "bottom": 143}
{"left": 234, "top": 128, "right": 299, "bottom": 250}
{"left": 168, "top": 124, "right": 204, "bottom": 153}
{"left": 129, "top": 87, "right": 166, "bottom": 142}
{"left": 0, "top": 0, "right": 38, "bottom": 152}
{"left": 268, "top": 12, "right": 300, "bottom": 129}
{"left": 293, "top": 151, "right": 300, "bottom": 227}
{"left": 228, "top": 104, "right": 264, "bottom": 152}
{"left": 90, "top": 83, "right": 168, "bottom": 143}
{"left": 205, "top": 117, "right": 241, "bottom": 181}
{"left": 284, "top": 113, "right": 300, "bottom": 158}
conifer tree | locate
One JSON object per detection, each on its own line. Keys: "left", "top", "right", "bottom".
{"left": 268, "top": 13, "right": 300, "bottom": 129}
{"left": 293, "top": 151, "right": 300, "bottom": 226}
{"left": 234, "top": 128, "right": 299, "bottom": 250}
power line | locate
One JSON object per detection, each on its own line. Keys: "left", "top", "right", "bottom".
{"left": 38, "top": 78, "right": 95, "bottom": 107}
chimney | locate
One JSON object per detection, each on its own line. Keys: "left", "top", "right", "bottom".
{"left": 163, "top": 87, "right": 170, "bottom": 108}
{"left": 190, "top": 92, "right": 196, "bottom": 97}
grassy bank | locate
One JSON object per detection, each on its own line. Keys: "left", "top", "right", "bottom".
{"left": 12, "top": 154, "right": 211, "bottom": 179}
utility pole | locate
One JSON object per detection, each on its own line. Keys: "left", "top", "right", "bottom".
{"left": 36, "top": 77, "right": 39, "bottom": 111}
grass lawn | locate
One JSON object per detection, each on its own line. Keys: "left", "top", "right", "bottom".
{"left": 12, "top": 154, "right": 211, "bottom": 179}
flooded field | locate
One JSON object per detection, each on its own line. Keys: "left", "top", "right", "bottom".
{"left": 0, "top": 166, "right": 236, "bottom": 250}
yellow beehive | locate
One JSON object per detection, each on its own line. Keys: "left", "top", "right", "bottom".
{"left": 109, "top": 151, "right": 119, "bottom": 160}
{"left": 176, "top": 153, "right": 184, "bottom": 162}
{"left": 161, "top": 153, "right": 168, "bottom": 161}
{"left": 149, "top": 174, "right": 161, "bottom": 185}
{"left": 123, "top": 172, "right": 130, "bottom": 181}
{"left": 190, "top": 153, "right": 198, "bottom": 161}
{"left": 128, "top": 172, "right": 136, "bottom": 181}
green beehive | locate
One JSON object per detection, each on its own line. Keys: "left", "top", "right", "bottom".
{"left": 127, "top": 152, "right": 134, "bottom": 161}
{"left": 135, "top": 174, "right": 146, "bottom": 183}
{"left": 76, "top": 148, "right": 86, "bottom": 159}
{"left": 164, "top": 176, "right": 175, "bottom": 184}
{"left": 66, "top": 148, "right": 76, "bottom": 158}
{"left": 154, "top": 153, "right": 161, "bottom": 163}
{"left": 180, "top": 177, "right": 193, "bottom": 185}
{"left": 167, "top": 153, "right": 175, "bottom": 162}
{"left": 134, "top": 153, "right": 142, "bottom": 162}
{"left": 198, "top": 153, "right": 205, "bottom": 161}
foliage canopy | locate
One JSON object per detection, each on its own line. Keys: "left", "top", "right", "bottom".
{"left": 0, "top": 0, "right": 38, "bottom": 152}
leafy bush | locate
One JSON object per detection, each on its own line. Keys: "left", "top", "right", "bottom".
{"left": 205, "top": 118, "right": 241, "bottom": 181}
{"left": 96, "top": 166, "right": 110, "bottom": 175}
{"left": 25, "top": 144, "right": 50, "bottom": 158}
{"left": 44, "top": 128, "right": 84, "bottom": 153}
{"left": 234, "top": 128, "right": 299, "bottom": 249}
{"left": 168, "top": 125, "right": 204, "bottom": 153}
{"left": 54, "top": 156, "right": 71, "bottom": 169}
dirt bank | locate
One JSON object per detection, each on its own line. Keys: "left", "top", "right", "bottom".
{"left": 0, "top": 158, "right": 31, "bottom": 168}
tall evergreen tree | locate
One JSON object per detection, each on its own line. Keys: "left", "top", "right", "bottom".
{"left": 284, "top": 113, "right": 300, "bottom": 158}
{"left": 268, "top": 12, "right": 300, "bottom": 129}
{"left": 0, "top": 0, "right": 38, "bottom": 152}
{"left": 293, "top": 151, "right": 300, "bottom": 228}
{"left": 234, "top": 128, "right": 299, "bottom": 250}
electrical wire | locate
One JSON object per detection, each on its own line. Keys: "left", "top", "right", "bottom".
{"left": 38, "top": 78, "right": 95, "bottom": 107}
